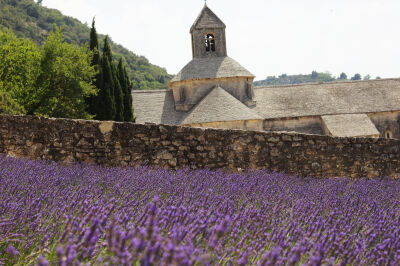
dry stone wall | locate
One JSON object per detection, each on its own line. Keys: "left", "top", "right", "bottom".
{"left": 1, "top": 115, "right": 400, "bottom": 178}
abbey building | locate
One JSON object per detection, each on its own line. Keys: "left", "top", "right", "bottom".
{"left": 133, "top": 4, "right": 400, "bottom": 139}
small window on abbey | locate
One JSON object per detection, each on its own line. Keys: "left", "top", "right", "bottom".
{"left": 179, "top": 87, "right": 186, "bottom": 102}
{"left": 205, "top": 34, "right": 215, "bottom": 52}
{"left": 385, "top": 130, "right": 392, "bottom": 139}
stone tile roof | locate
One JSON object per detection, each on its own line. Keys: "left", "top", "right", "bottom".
{"left": 133, "top": 78, "right": 400, "bottom": 126}
{"left": 132, "top": 90, "right": 185, "bottom": 125}
{"left": 181, "top": 86, "right": 262, "bottom": 125}
{"left": 190, "top": 4, "right": 225, "bottom": 33}
{"left": 254, "top": 78, "right": 400, "bottom": 119}
{"left": 132, "top": 87, "right": 262, "bottom": 125}
{"left": 170, "top": 56, "right": 255, "bottom": 83}
{"left": 321, "top": 114, "right": 380, "bottom": 137}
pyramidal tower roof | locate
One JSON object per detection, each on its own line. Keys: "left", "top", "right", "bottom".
{"left": 182, "top": 86, "right": 262, "bottom": 124}
{"left": 170, "top": 56, "right": 254, "bottom": 83}
{"left": 190, "top": 4, "right": 226, "bottom": 33}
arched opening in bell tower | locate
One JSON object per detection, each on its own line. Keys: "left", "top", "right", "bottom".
{"left": 205, "top": 33, "right": 216, "bottom": 52}
{"left": 385, "top": 130, "right": 392, "bottom": 139}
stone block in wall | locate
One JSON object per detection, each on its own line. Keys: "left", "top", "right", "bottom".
{"left": 282, "top": 135, "right": 292, "bottom": 142}
{"left": 267, "top": 137, "right": 280, "bottom": 143}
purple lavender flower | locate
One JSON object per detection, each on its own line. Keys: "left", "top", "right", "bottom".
{"left": 0, "top": 156, "right": 399, "bottom": 264}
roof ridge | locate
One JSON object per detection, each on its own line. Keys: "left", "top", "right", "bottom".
{"left": 190, "top": 5, "right": 226, "bottom": 33}
{"left": 181, "top": 86, "right": 262, "bottom": 124}
{"left": 132, "top": 90, "right": 168, "bottom": 94}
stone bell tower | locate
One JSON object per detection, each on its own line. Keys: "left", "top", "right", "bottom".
{"left": 190, "top": 4, "right": 227, "bottom": 58}
{"left": 168, "top": 4, "right": 256, "bottom": 111}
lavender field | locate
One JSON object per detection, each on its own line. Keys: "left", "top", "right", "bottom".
{"left": 1, "top": 156, "right": 400, "bottom": 265}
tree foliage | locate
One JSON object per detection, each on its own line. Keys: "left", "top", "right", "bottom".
{"left": 29, "top": 28, "right": 96, "bottom": 118}
{"left": 339, "top": 72, "right": 347, "bottom": 80}
{"left": 351, "top": 73, "right": 362, "bottom": 81}
{"left": 254, "top": 71, "right": 336, "bottom": 86}
{"left": 363, "top": 74, "right": 371, "bottom": 81}
{"left": 0, "top": 89, "right": 25, "bottom": 115}
{"left": 96, "top": 37, "right": 117, "bottom": 120}
{"left": 255, "top": 71, "right": 376, "bottom": 86}
{"left": 112, "top": 63, "right": 124, "bottom": 122}
{"left": 89, "top": 18, "right": 100, "bottom": 66}
{"left": 117, "top": 58, "right": 135, "bottom": 122}
{"left": 88, "top": 21, "right": 134, "bottom": 122}
{"left": 0, "top": 29, "right": 40, "bottom": 113}
{"left": 0, "top": 28, "right": 96, "bottom": 119}
{"left": 311, "top": 71, "right": 318, "bottom": 79}
{"left": 0, "top": 0, "right": 172, "bottom": 90}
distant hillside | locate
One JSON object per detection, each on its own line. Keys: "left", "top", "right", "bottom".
{"left": 0, "top": 0, "right": 172, "bottom": 90}
{"left": 254, "top": 71, "right": 377, "bottom": 87}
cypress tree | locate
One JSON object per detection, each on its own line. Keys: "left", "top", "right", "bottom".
{"left": 93, "top": 68, "right": 106, "bottom": 119}
{"left": 88, "top": 27, "right": 128, "bottom": 121}
{"left": 87, "top": 18, "right": 101, "bottom": 116}
{"left": 102, "top": 36, "right": 112, "bottom": 62}
{"left": 99, "top": 54, "right": 116, "bottom": 120}
{"left": 102, "top": 36, "right": 123, "bottom": 121}
{"left": 89, "top": 18, "right": 100, "bottom": 66}
{"left": 99, "top": 36, "right": 116, "bottom": 120}
{"left": 126, "top": 68, "right": 135, "bottom": 122}
{"left": 112, "top": 62, "right": 124, "bottom": 121}
{"left": 117, "top": 58, "right": 134, "bottom": 122}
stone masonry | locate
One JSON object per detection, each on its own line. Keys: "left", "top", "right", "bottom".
{"left": 0, "top": 115, "right": 400, "bottom": 178}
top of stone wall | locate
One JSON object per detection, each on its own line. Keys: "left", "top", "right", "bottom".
{"left": 2, "top": 114, "right": 398, "bottom": 144}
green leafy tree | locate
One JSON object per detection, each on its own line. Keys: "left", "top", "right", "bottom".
{"left": 339, "top": 72, "right": 347, "bottom": 80}
{"left": 351, "top": 73, "right": 362, "bottom": 80}
{"left": 311, "top": 71, "right": 318, "bottom": 79}
{"left": 254, "top": 71, "right": 336, "bottom": 86}
{"left": 363, "top": 74, "right": 371, "bottom": 80}
{"left": 28, "top": 28, "right": 96, "bottom": 119}
{"left": 157, "top": 75, "right": 165, "bottom": 84}
{"left": 0, "top": 89, "right": 25, "bottom": 115}
{"left": 0, "top": 31, "right": 40, "bottom": 110}
{"left": 0, "top": 30, "right": 41, "bottom": 113}
{"left": 376, "top": 76, "right": 381, "bottom": 79}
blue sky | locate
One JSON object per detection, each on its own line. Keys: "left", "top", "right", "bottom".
{"left": 45, "top": 0, "right": 400, "bottom": 80}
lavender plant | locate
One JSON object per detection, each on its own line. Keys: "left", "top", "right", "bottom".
{"left": 0, "top": 155, "right": 399, "bottom": 265}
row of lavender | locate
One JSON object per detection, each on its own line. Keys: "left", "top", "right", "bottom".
{"left": 1, "top": 156, "right": 400, "bottom": 265}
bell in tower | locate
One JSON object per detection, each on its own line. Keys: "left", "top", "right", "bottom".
{"left": 190, "top": 4, "right": 227, "bottom": 58}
